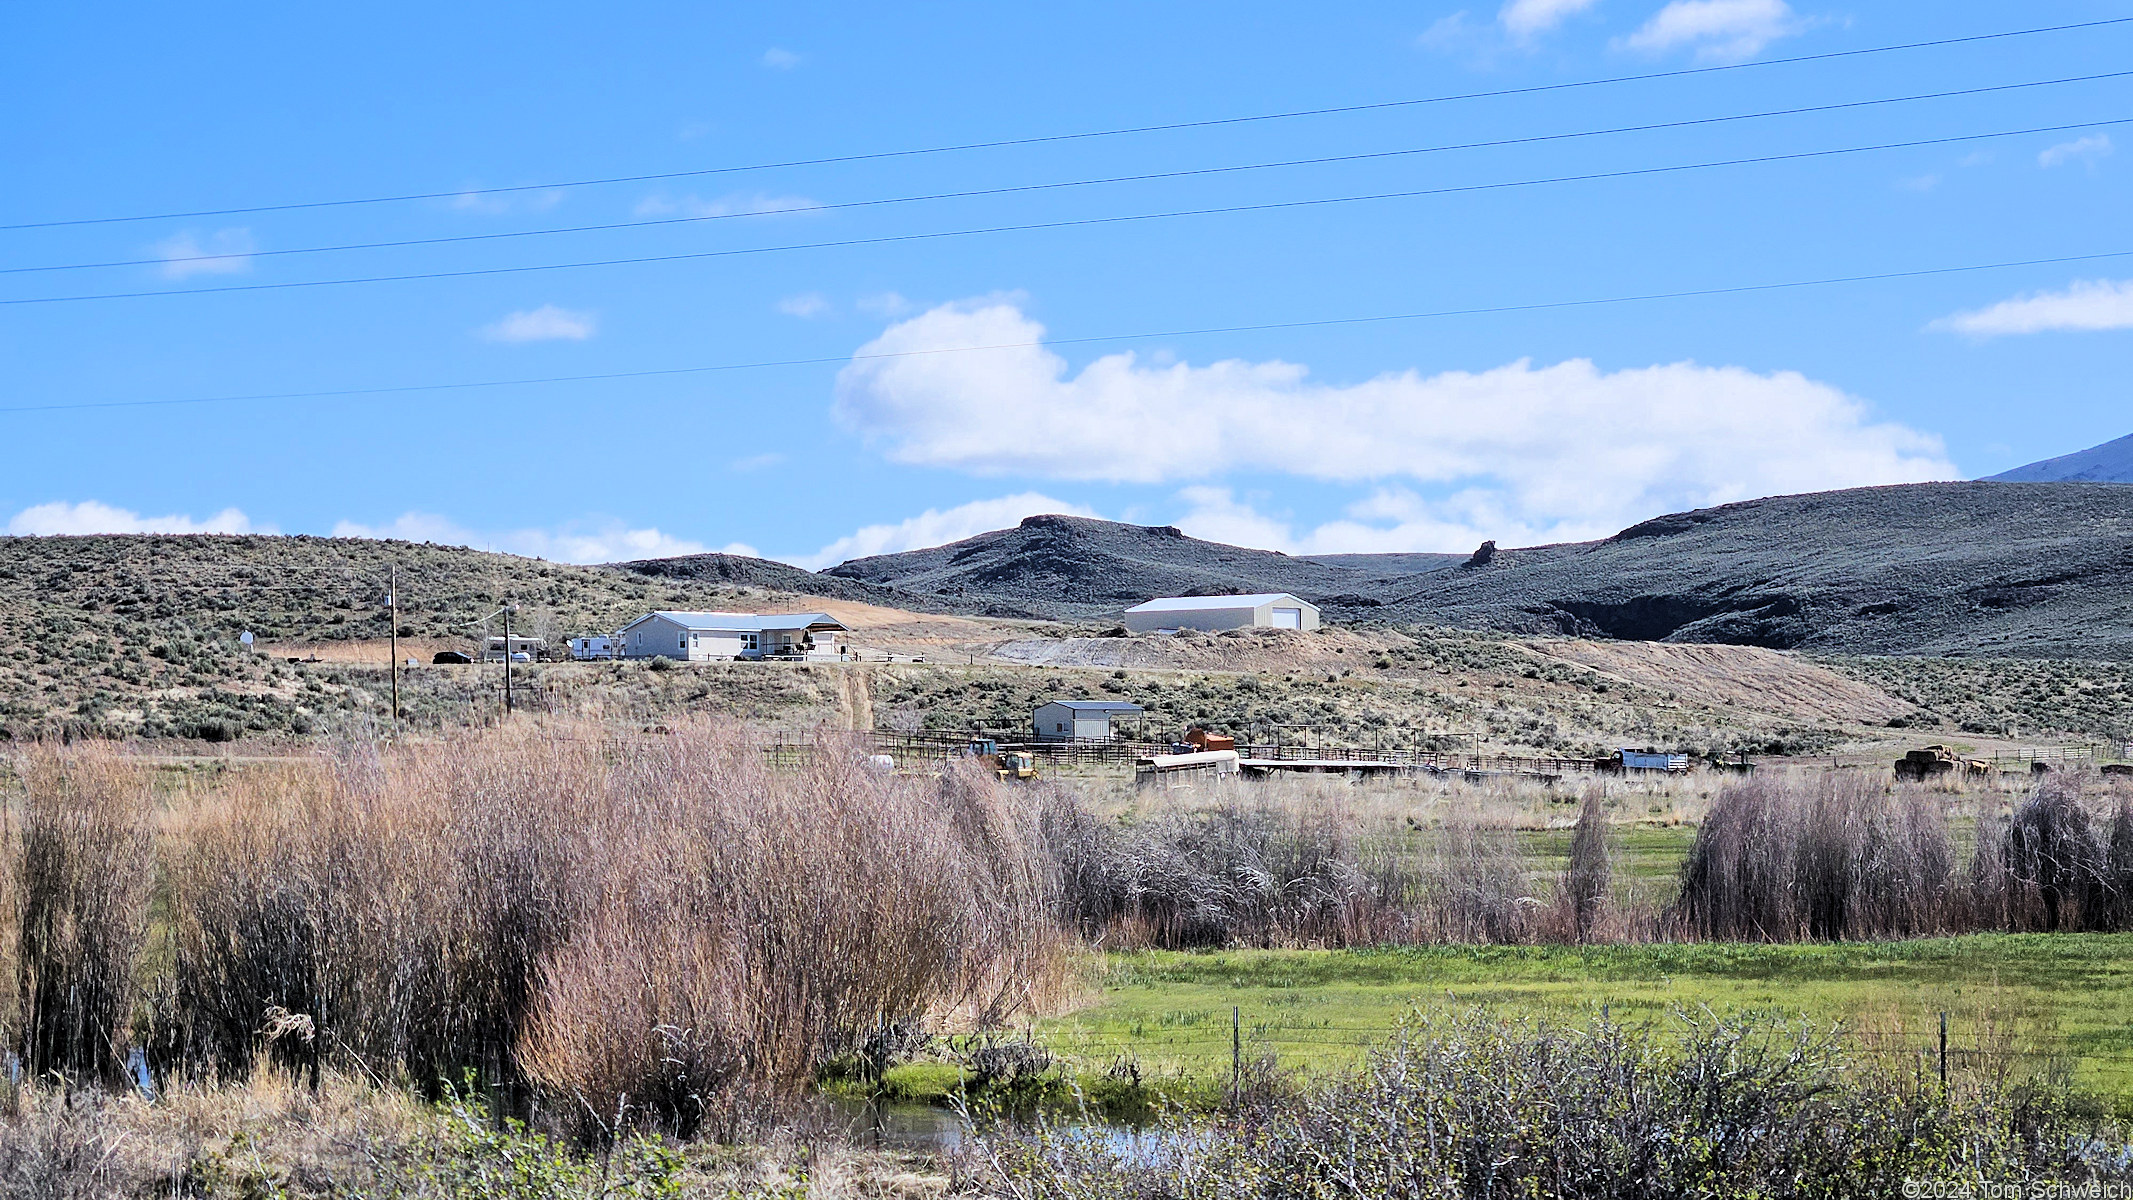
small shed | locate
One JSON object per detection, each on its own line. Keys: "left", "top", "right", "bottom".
{"left": 1032, "top": 700, "right": 1144, "bottom": 742}
{"left": 1121, "top": 593, "right": 1320, "bottom": 633}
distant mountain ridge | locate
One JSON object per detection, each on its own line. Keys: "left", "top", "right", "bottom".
{"left": 822, "top": 483, "right": 2133, "bottom": 659}
{"left": 1986, "top": 432, "right": 2133, "bottom": 484}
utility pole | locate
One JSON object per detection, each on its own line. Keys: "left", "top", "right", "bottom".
{"left": 387, "top": 564, "right": 399, "bottom": 733}
{"left": 503, "top": 603, "right": 516, "bottom": 716}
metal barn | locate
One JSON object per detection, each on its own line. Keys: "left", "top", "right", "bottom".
{"left": 1120, "top": 592, "right": 1320, "bottom": 633}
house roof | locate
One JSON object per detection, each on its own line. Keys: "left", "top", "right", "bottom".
{"left": 1124, "top": 593, "right": 1309, "bottom": 613}
{"left": 624, "top": 610, "right": 848, "bottom": 633}
{"left": 1037, "top": 700, "right": 1145, "bottom": 714}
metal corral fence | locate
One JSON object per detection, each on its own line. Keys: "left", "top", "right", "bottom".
{"left": 1812, "top": 744, "right": 2105, "bottom": 773}
{"left": 763, "top": 731, "right": 2120, "bottom": 778}
{"left": 756, "top": 731, "right": 1613, "bottom": 777}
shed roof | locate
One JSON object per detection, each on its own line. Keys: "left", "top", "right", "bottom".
{"left": 1038, "top": 700, "right": 1145, "bottom": 714}
{"left": 1124, "top": 593, "right": 1309, "bottom": 614}
{"left": 625, "top": 610, "right": 848, "bottom": 633}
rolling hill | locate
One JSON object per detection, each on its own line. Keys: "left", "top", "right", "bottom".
{"left": 6, "top": 485, "right": 2133, "bottom": 748}
{"left": 1986, "top": 432, "right": 2133, "bottom": 484}
{"left": 824, "top": 483, "right": 2133, "bottom": 660}
{"left": 822, "top": 514, "right": 1430, "bottom": 616}
{"left": 0, "top": 534, "right": 868, "bottom": 740}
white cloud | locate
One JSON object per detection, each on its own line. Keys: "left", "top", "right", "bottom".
{"left": 792, "top": 492, "right": 1097, "bottom": 570}
{"left": 1932, "top": 279, "right": 2133, "bottom": 337}
{"left": 1896, "top": 174, "right": 1940, "bottom": 193}
{"left": 761, "top": 47, "right": 801, "bottom": 69}
{"left": 2039, "top": 134, "right": 2112, "bottom": 169}
{"left": 1622, "top": 0, "right": 1797, "bottom": 61}
{"left": 731, "top": 452, "right": 785, "bottom": 471}
{"left": 1174, "top": 486, "right": 1598, "bottom": 555}
{"left": 777, "top": 292, "right": 832, "bottom": 318}
{"left": 1417, "top": 11, "right": 1485, "bottom": 51}
{"left": 634, "top": 192, "right": 822, "bottom": 219}
{"left": 1500, "top": 0, "right": 1597, "bottom": 37}
{"left": 857, "top": 291, "right": 913, "bottom": 317}
{"left": 834, "top": 297, "right": 1954, "bottom": 551}
{"left": 331, "top": 513, "right": 715, "bottom": 564}
{"left": 479, "top": 305, "right": 596, "bottom": 343}
{"left": 153, "top": 228, "right": 255, "bottom": 279}
{"left": 7, "top": 500, "right": 264, "bottom": 536}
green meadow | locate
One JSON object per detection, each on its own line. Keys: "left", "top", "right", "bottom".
{"left": 1034, "top": 935, "right": 2133, "bottom": 1107}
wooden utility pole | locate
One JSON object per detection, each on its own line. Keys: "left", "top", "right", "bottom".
{"left": 388, "top": 564, "right": 400, "bottom": 732}
{"left": 503, "top": 603, "right": 515, "bottom": 716}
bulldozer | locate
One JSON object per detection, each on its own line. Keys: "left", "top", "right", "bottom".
{"left": 1894, "top": 744, "right": 1993, "bottom": 782}
{"left": 963, "top": 738, "right": 1039, "bottom": 782}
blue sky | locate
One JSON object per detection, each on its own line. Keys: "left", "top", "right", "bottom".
{"left": 4, "top": 2, "right": 2130, "bottom": 566}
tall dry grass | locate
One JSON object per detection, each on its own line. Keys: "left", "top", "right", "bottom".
{"left": 1678, "top": 770, "right": 2133, "bottom": 941}
{"left": 1040, "top": 779, "right": 1556, "bottom": 949}
{"left": 1971, "top": 773, "right": 2133, "bottom": 933}
{"left": 13, "top": 748, "right": 155, "bottom": 1089}
{"left": 1563, "top": 788, "right": 1612, "bottom": 943}
{"left": 1677, "top": 771, "right": 1956, "bottom": 941}
{"left": 163, "top": 721, "right": 1062, "bottom": 1136}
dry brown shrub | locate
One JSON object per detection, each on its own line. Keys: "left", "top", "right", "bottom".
{"left": 1677, "top": 771, "right": 1956, "bottom": 941}
{"left": 1562, "top": 787, "right": 1612, "bottom": 943}
{"left": 164, "top": 720, "right": 1063, "bottom": 1135}
{"left": 14, "top": 747, "right": 154, "bottom": 1088}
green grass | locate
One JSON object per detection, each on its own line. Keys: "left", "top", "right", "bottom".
{"left": 1038, "top": 935, "right": 2133, "bottom": 1107}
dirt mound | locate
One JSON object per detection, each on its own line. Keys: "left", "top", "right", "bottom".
{"left": 1532, "top": 641, "right": 1914, "bottom": 726}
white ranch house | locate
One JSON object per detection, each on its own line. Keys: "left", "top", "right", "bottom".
{"left": 1121, "top": 593, "right": 1320, "bottom": 633}
{"left": 618, "top": 611, "right": 848, "bottom": 662}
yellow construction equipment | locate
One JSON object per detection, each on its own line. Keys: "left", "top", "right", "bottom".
{"left": 962, "top": 738, "right": 1039, "bottom": 782}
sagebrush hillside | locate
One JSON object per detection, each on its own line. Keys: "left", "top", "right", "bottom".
{"left": 605, "top": 550, "right": 950, "bottom": 613}
{"left": 5, "top": 523, "right": 2131, "bottom": 751}
{"left": 826, "top": 484, "right": 2133, "bottom": 660}
{"left": 0, "top": 534, "right": 807, "bottom": 740}
{"left": 823, "top": 514, "right": 1423, "bottom": 615}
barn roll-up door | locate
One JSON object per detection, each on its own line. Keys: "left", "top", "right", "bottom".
{"left": 1272, "top": 607, "right": 1302, "bottom": 629}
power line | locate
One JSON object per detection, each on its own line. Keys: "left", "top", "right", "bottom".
{"left": 4, "top": 115, "right": 2124, "bottom": 308}
{"left": 2, "top": 15, "right": 2126, "bottom": 234}
{"left": 6, "top": 244, "right": 2128, "bottom": 418}
{"left": 12, "top": 69, "right": 2126, "bottom": 278}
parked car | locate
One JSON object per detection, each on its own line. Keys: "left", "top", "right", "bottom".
{"left": 432, "top": 650, "right": 473, "bottom": 664}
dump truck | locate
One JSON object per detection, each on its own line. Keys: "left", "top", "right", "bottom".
{"left": 1894, "top": 745, "right": 1993, "bottom": 781}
